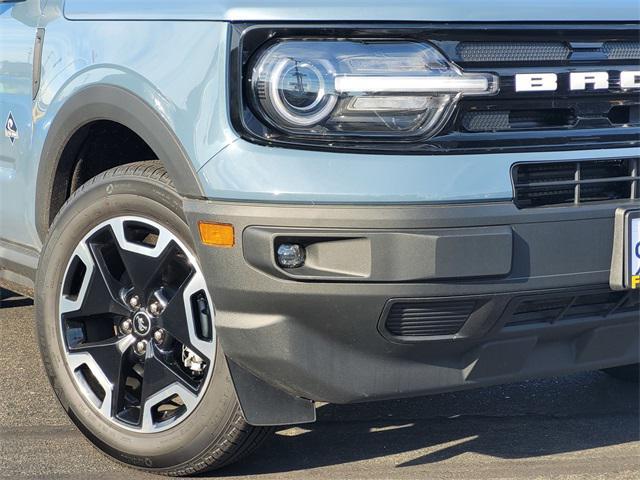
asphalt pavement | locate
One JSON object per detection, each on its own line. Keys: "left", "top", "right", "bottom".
{"left": 1, "top": 289, "right": 639, "bottom": 479}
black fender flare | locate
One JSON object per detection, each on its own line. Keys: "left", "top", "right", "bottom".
{"left": 35, "top": 84, "right": 204, "bottom": 242}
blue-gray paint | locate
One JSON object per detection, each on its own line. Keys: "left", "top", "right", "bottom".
{"left": 1, "top": 0, "right": 233, "bottom": 250}
{"left": 1, "top": 0, "right": 639, "bottom": 260}
{"left": 198, "top": 142, "right": 640, "bottom": 203}
{"left": 64, "top": 0, "right": 640, "bottom": 22}
{"left": 0, "top": 0, "right": 41, "bottom": 251}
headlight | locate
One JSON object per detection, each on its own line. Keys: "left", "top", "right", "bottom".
{"left": 248, "top": 40, "right": 498, "bottom": 138}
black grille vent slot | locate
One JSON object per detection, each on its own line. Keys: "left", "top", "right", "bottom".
{"left": 457, "top": 42, "right": 570, "bottom": 62}
{"left": 513, "top": 159, "right": 640, "bottom": 208}
{"left": 505, "top": 290, "right": 639, "bottom": 329}
{"left": 603, "top": 41, "right": 640, "bottom": 60}
{"left": 462, "top": 109, "right": 576, "bottom": 132}
{"left": 457, "top": 41, "right": 640, "bottom": 62}
{"left": 384, "top": 300, "right": 476, "bottom": 338}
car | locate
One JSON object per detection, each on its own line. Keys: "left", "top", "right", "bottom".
{"left": 1, "top": 0, "right": 639, "bottom": 476}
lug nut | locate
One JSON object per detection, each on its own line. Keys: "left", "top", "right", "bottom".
{"left": 135, "top": 340, "right": 147, "bottom": 355}
{"left": 129, "top": 295, "right": 140, "bottom": 309}
{"left": 153, "top": 329, "right": 165, "bottom": 344}
{"left": 120, "top": 318, "right": 133, "bottom": 335}
{"left": 149, "top": 302, "right": 161, "bottom": 316}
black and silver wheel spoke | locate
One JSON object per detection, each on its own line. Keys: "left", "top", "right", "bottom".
{"left": 116, "top": 241, "right": 178, "bottom": 298}
{"left": 139, "top": 351, "right": 198, "bottom": 432}
{"left": 60, "top": 241, "right": 126, "bottom": 317}
{"left": 108, "top": 218, "right": 181, "bottom": 297}
{"left": 66, "top": 335, "right": 136, "bottom": 418}
{"left": 69, "top": 267, "right": 130, "bottom": 319}
{"left": 60, "top": 216, "right": 215, "bottom": 433}
{"left": 158, "top": 274, "right": 212, "bottom": 362}
{"left": 87, "top": 227, "right": 132, "bottom": 310}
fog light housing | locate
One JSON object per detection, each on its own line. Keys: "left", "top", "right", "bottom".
{"left": 277, "top": 243, "right": 306, "bottom": 269}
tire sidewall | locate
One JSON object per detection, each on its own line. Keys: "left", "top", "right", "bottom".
{"left": 36, "top": 172, "right": 238, "bottom": 471}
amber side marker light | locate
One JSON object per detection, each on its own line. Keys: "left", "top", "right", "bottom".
{"left": 198, "top": 221, "right": 235, "bottom": 247}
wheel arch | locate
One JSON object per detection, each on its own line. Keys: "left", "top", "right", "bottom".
{"left": 35, "top": 84, "right": 204, "bottom": 242}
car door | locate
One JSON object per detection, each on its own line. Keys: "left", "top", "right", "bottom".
{"left": 0, "top": 0, "right": 42, "bottom": 249}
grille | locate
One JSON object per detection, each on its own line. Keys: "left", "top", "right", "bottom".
{"left": 457, "top": 42, "right": 571, "bottom": 62}
{"left": 602, "top": 41, "right": 640, "bottom": 60}
{"left": 238, "top": 25, "right": 640, "bottom": 154}
{"left": 457, "top": 41, "right": 640, "bottom": 62}
{"left": 462, "top": 109, "right": 576, "bottom": 132}
{"left": 384, "top": 300, "right": 476, "bottom": 338}
{"left": 513, "top": 159, "right": 640, "bottom": 208}
{"left": 504, "top": 290, "right": 640, "bottom": 329}
{"left": 447, "top": 33, "right": 640, "bottom": 153}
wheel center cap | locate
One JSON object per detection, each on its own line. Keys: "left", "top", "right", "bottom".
{"left": 133, "top": 311, "right": 152, "bottom": 336}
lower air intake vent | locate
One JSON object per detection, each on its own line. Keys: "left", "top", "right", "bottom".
{"left": 384, "top": 300, "right": 476, "bottom": 338}
{"left": 504, "top": 289, "right": 640, "bottom": 329}
{"left": 513, "top": 158, "right": 639, "bottom": 208}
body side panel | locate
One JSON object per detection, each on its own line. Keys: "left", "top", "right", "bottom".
{"left": 18, "top": 2, "right": 234, "bottom": 251}
{"left": 0, "top": 1, "right": 42, "bottom": 267}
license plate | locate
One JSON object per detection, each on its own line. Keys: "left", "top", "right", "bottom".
{"left": 610, "top": 208, "right": 640, "bottom": 290}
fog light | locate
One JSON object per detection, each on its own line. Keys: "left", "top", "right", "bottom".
{"left": 277, "top": 243, "right": 306, "bottom": 268}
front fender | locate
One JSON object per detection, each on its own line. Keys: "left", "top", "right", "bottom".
{"left": 31, "top": 17, "right": 235, "bottom": 242}
{"left": 34, "top": 83, "right": 206, "bottom": 240}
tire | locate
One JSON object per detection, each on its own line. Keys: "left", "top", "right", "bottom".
{"left": 601, "top": 364, "right": 640, "bottom": 383}
{"left": 36, "top": 161, "right": 272, "bottom": 476}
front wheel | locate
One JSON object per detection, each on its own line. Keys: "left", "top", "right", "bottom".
{"left": 36, "top": 162, "right": 271, "bottom": 476}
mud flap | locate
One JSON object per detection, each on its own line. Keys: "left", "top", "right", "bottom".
{"left": 227, "top": 358, "right": 316, "bottom": 426}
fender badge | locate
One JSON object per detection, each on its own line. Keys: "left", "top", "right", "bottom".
{"left": 5, "top": 112, "right": 19, "bottom": 144}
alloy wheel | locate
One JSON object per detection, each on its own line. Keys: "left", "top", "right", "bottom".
{"left": 59, "top": 216, "right": 215, "bottom": 433}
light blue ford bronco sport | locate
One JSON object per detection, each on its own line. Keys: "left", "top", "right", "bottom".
{"left": 1, "top": 0, "right": 639, "bottom": 475}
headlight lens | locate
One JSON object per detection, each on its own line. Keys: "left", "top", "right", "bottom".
{"left": 249, "top": 40, "right": 498, "bottom": 138}
{"left": 261, "top": 58, "right": 337, "bottom": 127}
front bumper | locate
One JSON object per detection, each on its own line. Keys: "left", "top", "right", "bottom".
{"left": 184, "top": 199, "right": 640, "bottom": 405}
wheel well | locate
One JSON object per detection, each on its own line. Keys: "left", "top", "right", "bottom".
{"left": 49, "top": 120, "right": 158, "bottom": 226}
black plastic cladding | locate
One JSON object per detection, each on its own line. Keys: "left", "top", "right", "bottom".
{"left": 229, "top": 23, "right": 640, "bottom": 154}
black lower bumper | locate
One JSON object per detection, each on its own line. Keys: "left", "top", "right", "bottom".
{"left": 184, "top": 200, "right": 640, "bottom": 412}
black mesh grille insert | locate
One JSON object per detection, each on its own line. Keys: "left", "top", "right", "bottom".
{"left": 505, "top": 290, "right": 640, "bottom": 329}
{"left": 457, "top": 41, "right": 640, "bottom": 62}
{"left": 384, "top": 300, "right": 476, "bottom": 338}
{"left": 513, "top": 159, "right": 640, "bottom": 208}
{"left": 602, "top": 41, "right": 640, "bottom": 60}
{"left": 462, "top": 109, "right": 576, "bottom": 132}
{"left": 457, "top": 42, "right": 570, "bottom": 62}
